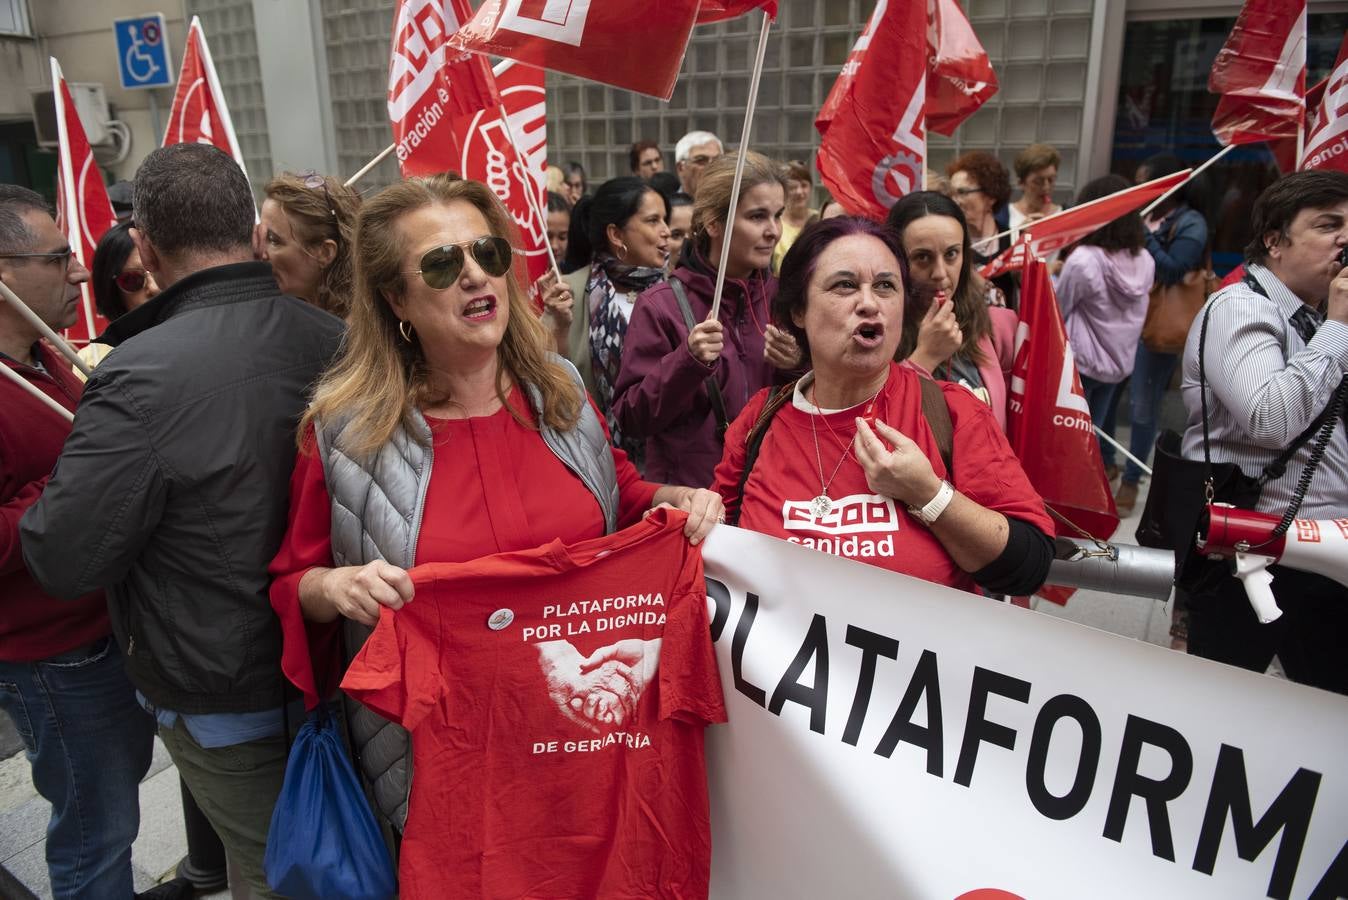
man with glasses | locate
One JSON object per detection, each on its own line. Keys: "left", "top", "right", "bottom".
{"left": 21, "top": 144, "right": 344, "bottom": 898}
{"left": 674, "top": 130, "right": 723, "bottom": 198}
{"left": 0, "top": 184, "right": 158, "bottom": 900}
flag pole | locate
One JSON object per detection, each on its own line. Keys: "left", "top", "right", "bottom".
{"left": 0, "top": 281, "right": 91, "bottom": 376}
{"left": 1139, "top": 143, "right": 1235, "bottom": 218}
{"left": 344, "top": 143, "right": 396, "bottom": 188}
{"left": 496, "top": 103, "right": 561, "bottom": 278}
{"left": 1092, "top": 425, "right": 1152, "bottom": 477}
{"left": 0, "top": 363, "right": 74, "bottom": 423}
{"left": 709, "top": 10, "right": 773, "bottom": 323}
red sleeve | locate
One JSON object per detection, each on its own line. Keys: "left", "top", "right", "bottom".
{"left": 267, "top": 427, "right": 341, "bottom": 710}
{"left": 709, "top": 388, "right": 769, "bottom": 522}
{"left": 659, "top": 548, "right": 727, "bottom": 726}
{"left": 587, "top": 395, "right": 660, "bottom": 527}
{"left": 942, "top": 383, "right": 1054, "bottom": 535}
{"left": 341, "top": 600, "right": 443, "bottom": 731}
{"left": 0, "top": 476, "right": 47, "bottom": 577}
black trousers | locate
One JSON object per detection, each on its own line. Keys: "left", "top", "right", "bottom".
{"left": 1186, "top": 566, "right": 1348, "bottom": 696}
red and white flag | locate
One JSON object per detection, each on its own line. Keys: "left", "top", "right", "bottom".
{"left": 1300, "top": 33, "right": 1348, "bottom": 174}
{"left": 446, "top": 0, "right": 700, "bottom": 100}
{"left": 926, "top": 0, "right": 997, "bottom": 136}
{"left": 163, "top": 16, "right": 249, "bottom": 181}
{"left": 1209, "top": 0, "right": 1306, "bottom": 145}
{"left": 50, "top": 58, "right": 116, "bottom": 347}
{"left": 977, "top": 169, "right": 1191, "bottom": 278}
{"left": 816, "top": 0, "right": 927, "bottom": 220}
{"left": 696, "top": 0, "right": 777, "bottom": 23}
{"left": 452, "top": 59, "right": 552, "bottom": 308}
{"left": 389, "top": 0, "right": 500, "bottom": 177}
{"left": 1007, "top": 250, "right": 1120, "bottom": 602}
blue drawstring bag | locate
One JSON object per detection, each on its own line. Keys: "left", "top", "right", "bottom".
{"left": 263, "top": 706, "right": 397, "bottom": 900}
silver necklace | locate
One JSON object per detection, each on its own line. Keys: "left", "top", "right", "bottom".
{"left": 806, "top": 383, "right": 878, "bottom": 519}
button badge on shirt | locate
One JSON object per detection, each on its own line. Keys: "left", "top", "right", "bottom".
{"left": 488, "top": 609, "right": 514, "bottom": 631}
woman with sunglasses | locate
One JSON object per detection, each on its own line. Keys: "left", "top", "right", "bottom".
{"left": 613, "top": 152, "right": 801, "bottom": 487}
{"left": 259, "top": 172, "right": 360, "bottom": 317}
{"left": 80, "top": 222, "right": 160, "bottom": 372}
{"left": 560, "top": 176, "right": 672, "bottom": 459}
{"left": 268, "top": 176, "right": 721, "bottom": 838}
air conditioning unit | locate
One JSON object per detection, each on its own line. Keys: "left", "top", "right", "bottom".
{"left": 31, "top": 83, "right": 112, "bottom": 148}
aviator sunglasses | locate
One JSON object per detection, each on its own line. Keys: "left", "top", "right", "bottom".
{"left": 115, "top": 268, "right": 150, "bottom": 293}
{"left": 404, "top": 236, "right": 513, "bottom": 290}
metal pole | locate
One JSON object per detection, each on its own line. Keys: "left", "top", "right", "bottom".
{"left": 708, "top": 10, "right": 772, "bottom": 322}
{"left": 1093, "top": 424, "right": 1152, "bottom": 477}
{"left": 344, "top": 143, "right": 396, "bottom": 188}
{"left": 0, "top": 363, "right": 74, "bottom": 422}
{"left": 1139, "top": 143, "right": 1235, "bottom": 218}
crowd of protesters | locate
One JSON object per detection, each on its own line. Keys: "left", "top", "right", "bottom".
{"left": 2, "top": 124, "right": 1346, "bottom": 899}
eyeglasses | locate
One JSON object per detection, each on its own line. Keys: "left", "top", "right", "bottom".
{"left": 0, "top": 249, "right": 74, "bottom": 266}
{"left": 115, "top": 268, "right": 149, "bottom": 293}
{"left": 953, "top": 187, "right": 986, "bottom": 197}
{"left": 302, "top": 171, "right": 336, "bottom": 220}
{"left": 685, "top": 154, "right": 716, "bottom": 167}
{"left": 403, "top": 237, "right": 513, "bottom": 290}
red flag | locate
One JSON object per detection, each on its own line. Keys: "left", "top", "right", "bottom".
{"left": 815, "top": 0, "right": 927, "bottom": 220}
{"left": 50, "top": 58, "right": 115, "bottom": 347}
{"left": 1007, "top": 250, "right": 1120, "bottom": 601}
{"left": 163, "top": 17, "right": 249, "bottom": 180}
{"left": 1301, "top": 34, "right": 1348, "bottom": 174}
{"left": 447, "top": 0, "right": 700, "bottom": 101}
{"left": 388, "top": 0, "right": 501, "bottom": 177}
{"left": 1209, "top": 0, "right": 1306, "bottom": 145}
{"left": 926, "top": 0, "right": 998, "bottom": 136}
{"left": 452, "top": 59, "right": 552, "bottom": 308}
{"left": 696, "top": 0, "right": 777, "bottom": 23}
{"left": 977, "top": 170, "right": 1191, "bottom": 277}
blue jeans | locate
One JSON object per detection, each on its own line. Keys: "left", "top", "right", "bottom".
{"left": 0, "top": 638, "right": 154, "bottom": 900}
{"left": 1124, "top": 342, "right": 1179, "bottom": 485}
{"left": 1079, "top": 375, "right": 1123, "bottom": 467}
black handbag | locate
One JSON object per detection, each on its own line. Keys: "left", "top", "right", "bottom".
{"left": 1136, "top": 296, "right": 1344, "bottom": 589}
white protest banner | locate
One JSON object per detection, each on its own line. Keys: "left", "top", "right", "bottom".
{"left": 701, "top": 525, "right": 1348, "bottom": 900}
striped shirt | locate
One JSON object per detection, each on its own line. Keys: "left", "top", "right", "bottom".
{"left": 1179, "top": 263, "right": 1348, "bottom": 520}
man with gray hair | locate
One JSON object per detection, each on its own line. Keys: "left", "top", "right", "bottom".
{"left": 674, "top": 130, "right": 723, "bottom": 198}
{"left": 22, "top": 143, "right": 344, "bottom": 897}
{"left": 0, "top": 184, "right": 156, "bottom": 899}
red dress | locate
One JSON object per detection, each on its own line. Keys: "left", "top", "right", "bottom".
{"left": 711, "top": 362, "right": 1052, "bottom": 592}
{"left": 269, "top": 389, "right": 660, "bottom": 707}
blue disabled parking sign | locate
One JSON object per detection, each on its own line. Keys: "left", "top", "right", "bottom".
{"left": 114, "top": 14, "right": 174, "bottom": 90}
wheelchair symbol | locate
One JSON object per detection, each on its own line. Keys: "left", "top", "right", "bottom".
{"left": 124, "top": 22, "right": 161, "bottom": 84}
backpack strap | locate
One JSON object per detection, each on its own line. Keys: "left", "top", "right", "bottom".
{"left": 727, "top": 379, "right": 798, "bottom": 526}
{"left": 917, "top": 376, "right": 954, "bottom": 476}
{"left": 669, "top": 277, "right": 730, "bottom": 439}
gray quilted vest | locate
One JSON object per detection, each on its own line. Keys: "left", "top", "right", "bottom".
{"left": 315, "top": 356, "right": 619, "bottom": 830}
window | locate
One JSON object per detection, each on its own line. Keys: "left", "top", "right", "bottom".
{"left": 0, "top": 0, "right": 32, "bottom": 36}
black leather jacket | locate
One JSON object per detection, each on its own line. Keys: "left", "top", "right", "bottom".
{"left": 22, "top": 261, "right": 343, "bottom": 714}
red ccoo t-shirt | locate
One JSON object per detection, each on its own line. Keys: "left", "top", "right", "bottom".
{"left": 341, "top": 508, "right": 726, "bottom": 899}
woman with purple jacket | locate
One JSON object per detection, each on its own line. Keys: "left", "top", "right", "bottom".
{"left": 1056, "top": 174, "right": 1155, "bottom": 478}
{"left": 613, "top": 152, "right": 801, "bottom": 486}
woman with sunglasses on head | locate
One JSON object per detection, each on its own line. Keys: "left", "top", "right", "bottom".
{"left": 613, "top": 152, "right": 801, "bottom": 487}
{"left": 559, "top": 176, "right": 671, "bottom": 459}
{"left": 79, "top": 222, "right": 160, "bottom": 373}
{"left": 259, "top": 172, "right": 360, "bottom": 317}
{"left": 267, "top": 176, "right": 722, "bottom": 847}
{"left": 887, "top": 191, "right": 1019, "bottom": 430}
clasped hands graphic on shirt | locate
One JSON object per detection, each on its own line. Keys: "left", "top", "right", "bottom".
{"left": 536, "top": 639, "right": 662, "bottom": 732}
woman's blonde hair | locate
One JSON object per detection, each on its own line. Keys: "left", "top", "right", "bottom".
{"left": 302, "top": 176, "right": 581, "bottom": 458}
{"left": 690, "top": 151, "right": 788, "bottom": 256}
{"left": 263, "top": 172, "right": 360, "bottom": 317}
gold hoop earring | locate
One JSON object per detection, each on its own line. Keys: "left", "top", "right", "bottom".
{"left": 398, "top": 319, "right": 414, "bottom": 343}
{"left": 616, "top": 241, "right": 629, "bottom": 262}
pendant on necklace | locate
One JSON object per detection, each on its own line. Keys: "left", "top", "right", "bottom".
{"left": 810, "top": 495, "right": 832, "bottom": 519}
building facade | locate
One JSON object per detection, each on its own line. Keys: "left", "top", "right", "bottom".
{"left": 1, "top": 0, "right": 1344, "bottom": 266}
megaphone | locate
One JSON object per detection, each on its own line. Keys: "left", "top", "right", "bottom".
{"left": 1197, "top": 503, "right": 1348, "bottom": 624}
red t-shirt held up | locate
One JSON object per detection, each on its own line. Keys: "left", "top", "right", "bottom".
{"left": 342, "top": 508, "right": 726, "bottom": 900}
{"left": 712, "top": 362, "right": 1052, "bottom": 592}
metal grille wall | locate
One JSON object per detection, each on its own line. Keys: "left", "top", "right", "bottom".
{"left": 543, "top": 0, "right": 1091, "bottom": 207}
{"left": 321, "top": 0, "right": 402, "bottom": 191}
{"left": 185, "top": 0, "right": 273, "bottom": 190}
